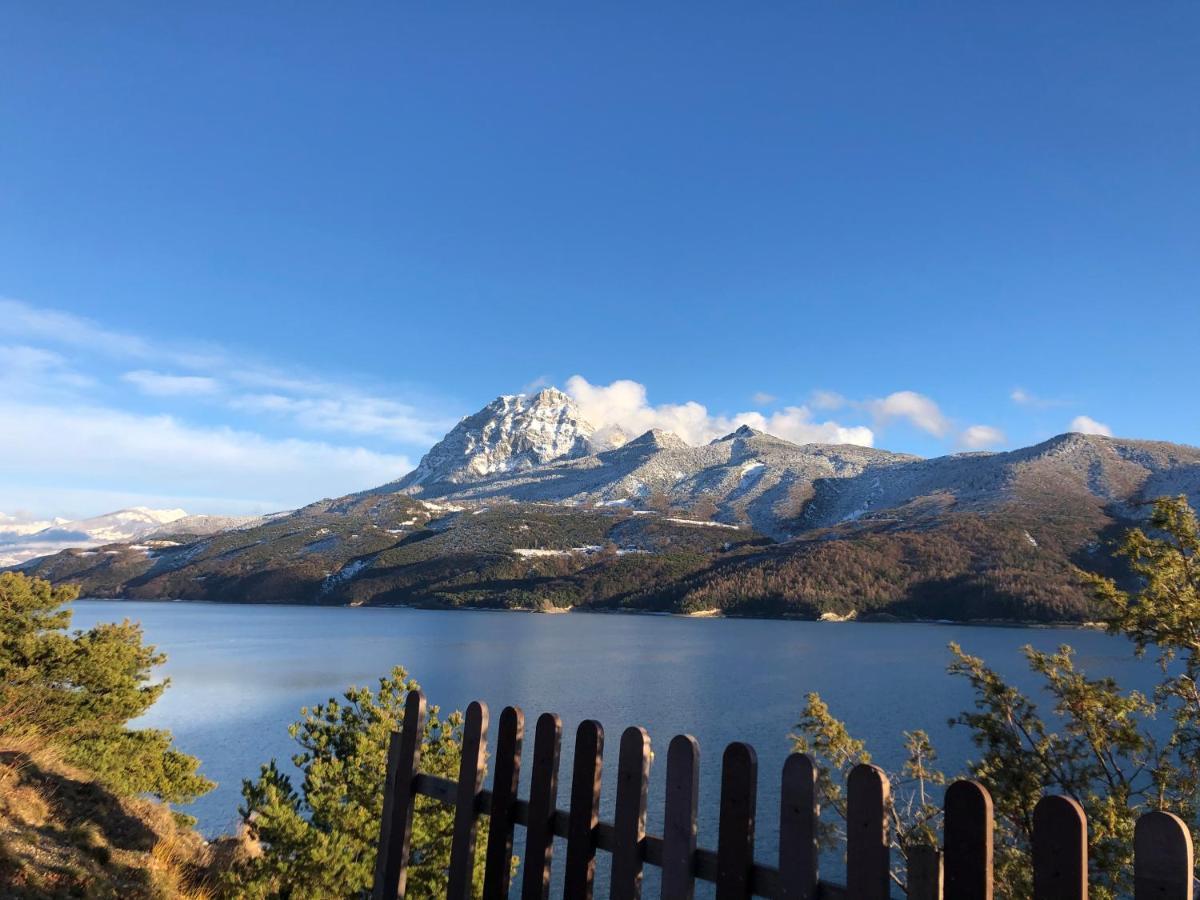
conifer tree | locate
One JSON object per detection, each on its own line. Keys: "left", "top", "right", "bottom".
{"left": 0, "top": 571, "right": 212, "bottom": 808}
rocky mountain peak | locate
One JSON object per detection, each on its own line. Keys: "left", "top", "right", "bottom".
{"left": 620, "top": 428, "right": 689, "bottom": 451}
{"left": 396, "top": 388, "right": 598, "bottom": 491}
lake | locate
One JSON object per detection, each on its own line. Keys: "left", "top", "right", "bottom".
{"left": 72, "top": 601, "right": 1155, "bottom": 891}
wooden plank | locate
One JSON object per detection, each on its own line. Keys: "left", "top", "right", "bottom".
{"left": 611, "top": 725, "right": 652, "bottom": 900}
{"left": 521, "top": 712, "right": 563, "bottom": 900}
{"left": 907, "top": 845, "right": 942, "bottom": 900}
{"left": 373, "top": 690, "right": 428, "bottom": 900}
{"left": 1032, "top": 795, "right": 1087, "bottom": 900}
{"left": 779, "top": 753, "right": 819, "bottom": 900}
{"left": 482, "top": 705, "right": 524, "bottom": 900}
{"left": 716, "top": 741, "right": 758, "bottom": 900}
{"left": 1134, "top": 810, "right": 1193, "bottom": 900}
{"left": 661, "top": 734, "right": 700, "bottom": 900}
{"left": 943, "top": 780, "right": 992, "bottom": 900}
{"left": 846, "top": 763, "right": 891, "bottom": 900}
{"left": 447, "top": 700, "right": 489, "bottom": 900}
{"left": 564, "top": 720, "right": 604, "bottom": 899}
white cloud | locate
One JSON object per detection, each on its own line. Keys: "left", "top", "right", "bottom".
{"left": 1070, "top": 415, "right": 1113, "bottom": 437}
{"left": 1011, "top": 387, "right": 1068, "bottom": 409}
{"left": 958, "top": 424, "right": 1006, "bottom": 449}
{"left": 0, "top": 344, "right": 95, "bottom": 393}
{"left": 809, "top": 390, "right": 846, "bottom": 411}
{"left": 2, "top": 298, "right": 458, "bottom": 449}
{"left": 564, "top": 376, "right": 874, "bottom": 447}
{"left": 230, "top": 393, "right": 454, "bottom": 445}
{"left": 751, "top": 391, "right": 777, "bottom": 406}
{"left": 0, "top": 297, "right": 154, "bottom": 359}
{"left": 864, "top": 391, "right": 951, "bottom": 437}
{"left": 0, "top": 401, "right": 412, "bottom": 515}
{"left": 123, "top": 369, "right": 221, "bottom": 396}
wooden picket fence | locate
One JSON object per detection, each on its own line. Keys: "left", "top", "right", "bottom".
{"left": 371, "top": 691, "right": 1196, "bottom": 899}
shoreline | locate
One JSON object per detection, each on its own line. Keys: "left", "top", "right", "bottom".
{"left": 74, "top": 595, "right": 1103, "bottom": 630}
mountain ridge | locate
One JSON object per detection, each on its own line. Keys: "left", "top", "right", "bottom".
{"left": 11, "top": 388, "right": 1200, "bottom": 623}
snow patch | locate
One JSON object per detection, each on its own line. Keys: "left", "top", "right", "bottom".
{"left": 321, "top": 558, "right": 370, "bottom": 593}
{"left": 663, "top": 517, "right": 741, "bottom": 530}
{"left": 513, "top": 545, "right": 603, "bottom": 558}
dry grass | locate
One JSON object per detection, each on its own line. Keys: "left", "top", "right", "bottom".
{"left": 0, "top": 735, "right": 220, "bottom": 899}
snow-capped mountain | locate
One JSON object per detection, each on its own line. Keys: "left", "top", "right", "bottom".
{"left": 0, "top": 507, "right": 189, "bottom": 567}
{"left": 0, "top": 512, "right": 70, "bottom": 538}
{"left": 395, "top": 388, "right": 609, "bottom": 489}
{"left": 382, "top": 389, "right": 1200, "bottom": 537}
{"left": 386, "top": 389, "right": 913, "bottom": 534}
{"left": 17, "top": 386, "right": 1200, "bottom": 623}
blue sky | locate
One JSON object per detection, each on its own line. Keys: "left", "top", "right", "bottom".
{"left": 2, "top": 3, "right": 1198, "bottom": 519}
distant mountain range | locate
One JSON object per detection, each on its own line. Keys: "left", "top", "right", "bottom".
{"left": 14, "top": 388, "right": 1200, "bottom": 622}
{"left": 0, "top": 507, "right": 259, "bottom": 568}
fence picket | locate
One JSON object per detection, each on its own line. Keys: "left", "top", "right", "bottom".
{"left": 522, "top": 712, "right": 563, "bottom": 900}
{"left": 611, "top": 726, "right": 652, "bottom": 900}
{"left": 372, "top": 689, "right": 426, "bottom": 900}
{"left": 482, "top": 705, "right": 524, "bottom": 900}
{"left": 943, "top": 780, "right": 992, "bottom": 900}
{"left": 716, "top": 742, "right": 757, "bottom": 900}
{"left": 563, "top": 719, "right": 604, "bottom": 900}
{"left": 1032, "top": 795, "right": 1087, "bottom": 900}
{"left": 847, "top": 763, "right": 891, "bottom": 900}
{"left": 907, "top": 845, "right": 942, "bottom": 900}
{"left": 1134, "top": 810, "right": 1192, "bottom": 900}
{"left": 447, "top": 701, "right": 489, "bottom": 900}
{"left": 371, "top": 697, "right": 1158, "bottom": 900}
{"left": 779, "top": 753, "right": 818, "bottom": 900}
{"left": 662, "top": 735, "right": 700, "bottom": 900}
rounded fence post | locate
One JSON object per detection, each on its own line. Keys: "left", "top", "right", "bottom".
{"left": 611, "top": 726, "right": 651, "bottom": 900}
{"left": 716, "top": 741, "right": 757, "bottom": 900}
{"left": 522, "top": 712, "right": 563, "bottom": 900}
{"left": 944, "top": 780, "right": 993, "bottom": 900}
{"left": 483, "top": 705, "right": 524, "bottom": 900}
{"left": 662, "top": 734, "right": 700, "bottom": 900}
{"left": 564, "top": 720, "right": 604, "bottom": 900}
{"left": 373, "top": 689, "right": 427, "bottom": 900}
{"left": 1135, "top": 810, "right": 1193, "bottom": 900}
{"left": 779, "top": 753, "right": 819, "bottom": 900}
{"left": 1032, "top": 795, "right": 1087, "bottom": 900}
{"left": 847, "top": 763, "right": 891, "bottom": 900}
{"left": 448, "top": 700, "right": 489, "bottom": 900}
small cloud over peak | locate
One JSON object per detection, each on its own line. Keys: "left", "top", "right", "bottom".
{"left": 1070, "top": 415, "right": 1113, "bottom": 437}
{"left": 521, "top": 375, "right": 552, "bottom": 394}
{"left": 751, "top": 391, "right": 777, "bottom": 406}
{"left": 959, "top": 424, "right": 1006, "bottom": 449}
{"left": 864, "top": 390, "right": 950, "bottom": 438}
{"left": 809, "top": 390, "right": 846, "bottom": 411}
{"left": 1011, "top": 387, "right": 1068, "bottom": 409}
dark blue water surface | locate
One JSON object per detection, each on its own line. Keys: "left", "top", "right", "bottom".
{"left": 71, "top": 601, "right": 1155, "bottom": 892}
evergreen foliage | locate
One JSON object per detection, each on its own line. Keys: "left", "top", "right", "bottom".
{"left": 228, "top": 667, "right": 485, "bottom": 899}
{"left": 0, "top": 571, "right": 212, "bottom": 808}
{"left": 792, "top": 496, "right": 1200, "bottom": 899}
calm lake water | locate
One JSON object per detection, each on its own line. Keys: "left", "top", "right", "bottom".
{"left": 73, "top": 601, "right": 1156, "bottom": 891}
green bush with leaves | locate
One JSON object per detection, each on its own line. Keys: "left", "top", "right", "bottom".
{"left": 793, "top": 495, "right": 1200, "bottom": 900}
{"left": 229, "top": 666, "right": 485, "bottom": 899}
{"left": 0, "top": 571, "right": 212, "bottom": 808}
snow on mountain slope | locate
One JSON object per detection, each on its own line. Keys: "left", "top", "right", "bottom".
{"left": 377, "top": 389, "right": 1200, "bottom": 539}
{"left": 0, "top": 506, "right": 190, "bottom": 567}
{"left": 387, "top": 391, "right": 917, "bottom": 535}
{"left": 394, "top": 388, "right": 605, "bottom": 489}
{"left": 794, "top": 432, "right": 1200, "bottom": 529}
{"left": 0, "top": 512, "right": 69, "bottom": 538}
